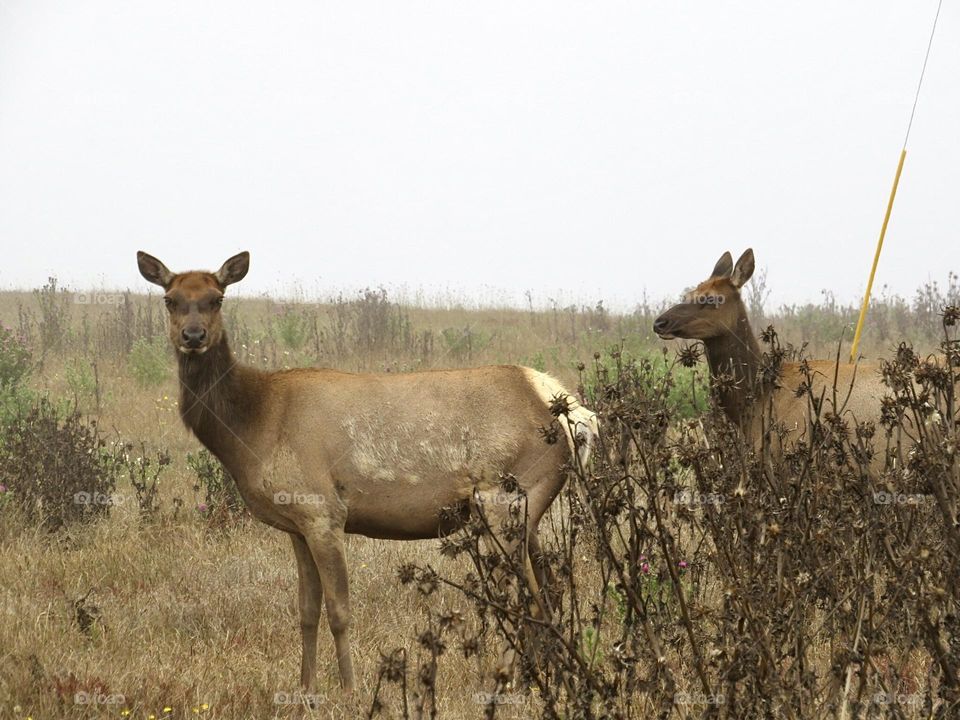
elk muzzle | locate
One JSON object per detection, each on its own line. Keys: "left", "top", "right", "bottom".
{"left": 653, "top": 313, "right": 678, "bottom": 339}
{"left": 180, "top": 326, "right": 208, "bottom": 353}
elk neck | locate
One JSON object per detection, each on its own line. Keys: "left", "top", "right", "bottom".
{"left": 176, "top": 334, "right": 267, "bottom": 461}
{"left": 702, "top": 307, "right": 765, "bottom": 432}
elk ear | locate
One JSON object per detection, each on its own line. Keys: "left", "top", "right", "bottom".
{"left": 137, "top": 251, "right": 174, "bottom": 289}
{"left": 730, "top": 248, "right": 755, "bottom": 288}
{"left": 711, "top": 251, "right": 733, "bottom": 278}
{"left": 214, "top": 251, "right": 250, "bottom": 288}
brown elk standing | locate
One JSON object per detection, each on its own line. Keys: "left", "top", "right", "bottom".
{"left": 653, "top": 249, "right": 892, "bottom": 462}
{"left": 137, "top": 250, "right": 597, "bottom": 694}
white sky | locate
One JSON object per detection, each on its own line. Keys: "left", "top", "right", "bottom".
{"left": 0, "top": 1, "right": 957, "bottom": 310}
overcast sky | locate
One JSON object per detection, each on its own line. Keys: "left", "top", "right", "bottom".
{"left": 0, "top": 1, "right": 957, "bottom": 310}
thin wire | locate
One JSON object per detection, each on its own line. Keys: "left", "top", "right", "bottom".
{"left": 903, "top": 0, "right": 945, "bottom": 149}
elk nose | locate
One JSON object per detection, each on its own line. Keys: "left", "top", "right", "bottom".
{"left": 181, "top": 327, "right": 207, "bottom": 347}
{"left": 653, "top": 317, "right": 670, "bottom": 334}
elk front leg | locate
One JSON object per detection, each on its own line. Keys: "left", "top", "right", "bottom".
{"left": 291, "top": 533, "right": 323, "bottom": 693}
{"left": 302, "top": 524, "right": 356, "bottom": 692}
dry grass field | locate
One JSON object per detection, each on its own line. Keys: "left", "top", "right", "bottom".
{"left": 1, "top": 277, "right": 958, "bottom": 719}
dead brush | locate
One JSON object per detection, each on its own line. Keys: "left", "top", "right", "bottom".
{"left": 373, "top": 316, "right": 958, "bottom": 719}
{"left": 122, "top": 441, "right": 171, "bottom": 520}
{"left": 0, "top": 399, "right": 121, "bottom": 530}
{"left": 32, "top": 276, "right": 72, "bottom": 359}
{"left": 187, "top": 447, "right": 248, "bottom": 529}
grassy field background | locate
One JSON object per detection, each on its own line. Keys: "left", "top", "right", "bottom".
{"left": 0, "top": 273, "right": 957, "bottom": 719}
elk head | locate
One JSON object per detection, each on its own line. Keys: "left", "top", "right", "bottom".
{"left": 137, "top": 251, "right": 249, "bottom": 355}
{"left": 653, "top": 249, "right": 755, "bottom": 340}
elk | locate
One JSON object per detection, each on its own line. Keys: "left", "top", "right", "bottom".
{"left": 137, "top": 250, "right": 598, "bottom": 693}
{"left": 653, "top": 249, "right": 893, "bottom": 460}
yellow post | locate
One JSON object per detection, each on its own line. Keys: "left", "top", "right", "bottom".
{"left": 849, "top": 148, "right": 907, "bottom": 363}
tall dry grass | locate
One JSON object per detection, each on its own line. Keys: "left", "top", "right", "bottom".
{"left": 0, "top": 277, "right": 957, "bottom": 719}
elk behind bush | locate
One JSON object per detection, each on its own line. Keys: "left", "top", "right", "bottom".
{"left": 654, "top": 249, "right": 915, "bottom": 466}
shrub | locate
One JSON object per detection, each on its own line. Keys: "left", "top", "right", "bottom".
{"left": 439, "top": 326, "right": 489, "bottom": 361}
{"left": 378, "top": 320, "right": 960, "bottom": 718}
{"left": 583, "top": 345, "right": 710, "bottom": 419}
{"left": 33, "top": 276, "right": 72, "bottom": 356}
{"left": 524, "top": 350, "right": 547, "bottom": 372}
{"left": 0, "top": 325, "right": 35, "bottom": 427}
{"left": 129, "top": 336, "right": 170, "bottom": 387}
{"left": 327, "top": 287, "right": 416, "bottom": 362}
{"left": 0, "top": 385, "right": 37, "bottom": 431}
{"left": 0, "top": 399, "right": 122, "bottom": 530}
{"left": 0, "top": 324, "right": 32, "bottom": 391}
{"left": 272, "top": 305, "right": 311, "bottom": 351}
{"left": 187, "top": 448, "right": 246, "bottom": 528}
{"left": 64, "top": 358, "right": 100, "bottom": 411}
{"left": 122, "top": 442, "right": 171, "bottom": 519}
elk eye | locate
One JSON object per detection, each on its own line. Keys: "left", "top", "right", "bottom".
{"left": 163, "top": 297, "right": 175, "bottom": 310}
{"left": 214, "top": 296, "right": 224, "bottom": 308}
